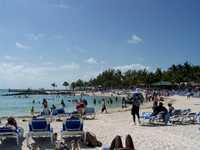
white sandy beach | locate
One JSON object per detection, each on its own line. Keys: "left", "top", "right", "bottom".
{"left": 0, "top": 95, "right": 200, "bottom": 150}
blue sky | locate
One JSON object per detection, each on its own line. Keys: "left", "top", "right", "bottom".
{"left": 0, "top": 0, "right": 200, "bottom": 88}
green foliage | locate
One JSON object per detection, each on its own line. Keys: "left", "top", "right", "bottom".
{"left": 70, "top": 62, "right": 200, "bottom": 89}
{"left": 51, "top": 83, "right": 57, "bottom": 88}
{"left": 62, "top": 81, "right": 69, "bottom": 89}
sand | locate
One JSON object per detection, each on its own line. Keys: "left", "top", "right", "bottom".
{"left": 0, "top": 95, "right": 200, "bottom": 150}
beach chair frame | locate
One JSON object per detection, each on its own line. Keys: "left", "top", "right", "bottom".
{"left": 83, "top": 107, "right": 96, "bottom": 120}
{"left": 61, "top": 119, "right": 84, "bottom": 139}
{"left": 26, "top": 118, "right": 53, "bottom": 146}
{"left": 0, "top": 127, "right": 23, "bottom": 145}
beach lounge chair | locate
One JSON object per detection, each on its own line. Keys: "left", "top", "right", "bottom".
{"left": 83, "top": 107, "right": 96, "bottom": 119}
{"left": 26, "top": 117, "right": 53, "bottom": 146}
{"left": 51, "top": 108, "right": 69, "bottom": 121}
{"left": 61, "top": 118, "right": 84, "bottom": 139}
{"left": 169, "top": 109, "right": 197, "bottom": 124}
{"left": 141, "top": 112, "right": 152, "bottom": 123}
{"left": 0, "top": 127, "right": 24, "bottom": 145}
{"left": 141, "top": 111, "right": 168, "bottom": 125}
{"left": 52, "top": 108, "right": 66, "bottom": 116}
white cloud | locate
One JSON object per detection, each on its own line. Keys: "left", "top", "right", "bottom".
{"left": 100, "top": 60, "right": 106, "bottom": 65}
{"left": 16, "top": 42, "right": 30, "bottom": 49}
{"left": 81, "top": 71, "right": 102, "bottom": 80}
{"left": 0, "top": 62, "right": 80, "bottom": 80}
{"left": 114, "top": 64, "right": 149, "bottom": 71}
{"left": 26, "top": 33, "right": 45, "bottom": 40}
{"left": 4, "top": 55, "right": 17, "bottom": 61}
{"left": 59, "top": 63, "right": 80, "bottom": 70}
{"left": 0, "top": 62, "right": 81, "bottom": 88}
{"left": 42, "top": 62, "right": 54, "bottom": 65}
{"left": 39, "top": 56, "right": 43, "bottom": 60}
{"left": 85, "top": 57, "right": 98, "bottom": 65}
{"left": 128, "top": 35, "right": 143, "bottom": 44}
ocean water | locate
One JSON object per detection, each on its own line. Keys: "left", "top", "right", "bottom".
{"left": 0, "top": 90, "right": 122, "bottom": 117}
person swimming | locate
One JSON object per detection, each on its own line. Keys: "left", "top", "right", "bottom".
{"left": 32, "top": 99, "right": 35, "bottom": 104}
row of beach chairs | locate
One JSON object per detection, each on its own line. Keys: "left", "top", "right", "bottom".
{"left": 26, "top": 116, "right": 84, "bottom": 146}
{"left": 0, "top": 107, "right": 95, "bottom": 146}
{"left": 141, "top": 109, "right": 200, "bottom": 125}
{"left": 0, "top": 116, "right": 84, "bottom": 146}
{"left": 50, "top": 107, "right": 96, "bottom": 120}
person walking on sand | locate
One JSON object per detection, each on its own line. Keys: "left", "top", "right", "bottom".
{"left": 131, "top": 93, "right": 143, "bottom": 125}
{"left": 122, "top": 97, "right": 126, "bottom": 108}
{"left": 101, "top": 98, "right": 107, "bottom": 113}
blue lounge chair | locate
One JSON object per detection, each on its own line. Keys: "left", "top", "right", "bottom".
{"left": 26, "top": 117, "right": 53, "bottom": 146}
{"left": 0, "top": 127, "right": 24, "bottom": 145}
{"left": 52, "top": 108, "right": 65, "bottom": 116}
{"left": 61, "top": 118, "right": 84, "bottom": 139}
{"left": 141, "top": 111, "right": 168, "bottom": 125}
{"left": 83, "top": 107, "right": 96, "bottom": 119}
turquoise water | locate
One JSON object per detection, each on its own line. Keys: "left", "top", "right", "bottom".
{"left": 0, "top": 90, "right": 122, "bottom": 117}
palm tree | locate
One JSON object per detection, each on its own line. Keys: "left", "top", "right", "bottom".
{"left": 51, "top": 82, "right": 57, "bottom": 91}
{"left": 70, "top": 82, "right": 76, "bottom": 91}
{"left": 62, "top": 81, "right": 69, "bottom": 90}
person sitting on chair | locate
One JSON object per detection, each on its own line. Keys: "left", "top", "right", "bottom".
{"left": 6, "top": 117, "right": 17, "bottom": 130}
{"left": 151, "top": 102, "right": 169, "bottom": 125}
{"left": 168, "top": 103, "right": 175, "bottom": 116}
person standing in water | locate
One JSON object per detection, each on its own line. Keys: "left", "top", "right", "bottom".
{"left": 101, "top": 98, "right": 107, "bottom": 113}
{"left": 31, "top": 106, "right": 34, "bottom": 116}
{"left": 51, "top": 104, "right": 56, "bottom": 113}
{"left": 32, "top": 99, "right": 35, "bottom": 104}
{"left": 115, "top": 96, "right": 118, "bottom": 102}
{"left": 42, "top": 98, "right": 50, "bottom": 115}
{"left": 61, "top": 99, "right": 66, "bottom": 108}
{"left": 109, "top": 98, "right": 113, "bottom": 105}
{"left": 93, "top": 98, "right": 96, "bottom": 105}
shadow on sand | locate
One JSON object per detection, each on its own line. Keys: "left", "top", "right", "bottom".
{"left": 0, "top": 137, "right": 25, "bottom": 150}
{"left": 29, "top": 137, "right": 55, "bottom": 150}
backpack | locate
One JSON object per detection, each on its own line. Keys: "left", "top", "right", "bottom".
{"left": 83, "top": 132, "right": 102, "bottom": 147}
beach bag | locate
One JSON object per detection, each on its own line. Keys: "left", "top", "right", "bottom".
{"left": 84, "top": 132, "right": 102, "bottom": 147}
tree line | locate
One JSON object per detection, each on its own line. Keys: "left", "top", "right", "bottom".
{"left": 57, "top": 62, "right": 199, "bottom": 90}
